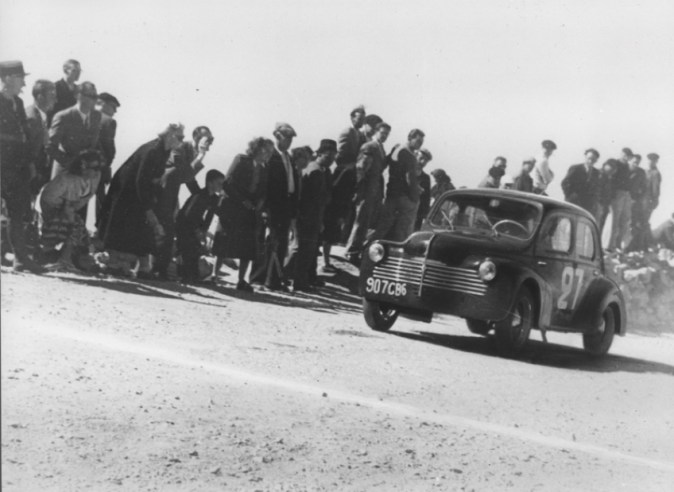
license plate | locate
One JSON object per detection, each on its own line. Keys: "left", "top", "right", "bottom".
{"left": 365, "top": 277, "right": 407, "bottom": 296}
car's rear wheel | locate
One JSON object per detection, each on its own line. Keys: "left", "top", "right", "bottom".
{"left": 494, "top": 287, "right": 533, "bottom": 356}
{"left": 466, "top": 318, "right": 491, "bottom": 336}
{"left": 363, "top": 298, "right": 399, "bottom": 332}
{"left": 583, "top": 305, "right": 615, "bottom": 357}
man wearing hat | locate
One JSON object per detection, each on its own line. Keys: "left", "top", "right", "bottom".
{"left": 478, "top": 165, "right": 506, "bottom": 189}
{"left": 532, "top": 139, "right": 557, "bottom": 194}
{"left": 250, "top": 122, "right": 300, "bottom": 291}
{"left": 561, "top": 149, "right": 601, "bottom": 216}
{"left": 94, "top": 92, "right": 120, "bottom": 221}
{"left": 478, "top": 156, "right": 507, "bottom": 188}
{"left": 0, "top": 61, "right": 45, "bottom": 272}
{"left": 25, "top": 79, "right": 56, "bottom": 199}
{"left": 513, "top": 157, "right": 535, "bottom": 193}
{"left": 608, "top": 147, "right": 634, "bottom": 250}
{"left": 644, "top": 153, "right": 661, "bottom": 226}
{"left": 48, "top": 59, "right": 81, "bottom": 124}
{"left": 287, "top": 139, "right": 337, "bottom": 292}
{"left": 345, "top": 120, "right": 390, "bottom": 264}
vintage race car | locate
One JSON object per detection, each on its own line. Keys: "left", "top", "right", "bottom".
{"left": 359, "top": 189, "right": 627, "bottom": 357}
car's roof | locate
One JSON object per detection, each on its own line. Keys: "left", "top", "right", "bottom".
{"left": 440, "top": 188, "right": 596, "bottom": 222}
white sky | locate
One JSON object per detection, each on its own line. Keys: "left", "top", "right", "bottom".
{"left": 2, "top": 0, "right": 673, "bottom": 224}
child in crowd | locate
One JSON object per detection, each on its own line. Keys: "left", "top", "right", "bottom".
{"left": 40, "top": 150, "right": 103, "bottom": 272}
{"left": 176, "top": 169, "right": 224, "bottom": 283}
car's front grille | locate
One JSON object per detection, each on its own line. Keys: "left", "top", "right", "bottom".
{"left": 371, "top": 256, "right": 487, "bottom": 297}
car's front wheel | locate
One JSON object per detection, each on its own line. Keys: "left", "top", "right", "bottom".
{"left": 583, "top": 305, "right": 615, "bottom": 356}
{"left": 494, "top": 287, "right": 534, "bottom": 356}
{"left": 466, "top": 318, "right": 491, "bottom": 336}
{"left": 363, "top": 298, "right": 399, "bottom": 332}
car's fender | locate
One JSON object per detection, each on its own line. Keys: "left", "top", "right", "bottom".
{"left": 572, "top": 277, "right": 627, "bottom": 335}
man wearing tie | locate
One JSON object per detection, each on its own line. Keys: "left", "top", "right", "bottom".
{"left": 251, "top": 122, "right": 299, "bottom": 291}
{"left": 25, "top": 79, "right": 56, "bottom": 200}
{"left": 47, "top": 81, "right": 102, "bottom": 221}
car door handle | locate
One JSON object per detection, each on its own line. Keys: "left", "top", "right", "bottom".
{"left": 537, "top": 261, "right": 547, "bottom": 266}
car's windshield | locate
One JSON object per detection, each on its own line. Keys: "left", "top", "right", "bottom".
{"left": 429, "top": 194, "right": 541, "bottom": 240}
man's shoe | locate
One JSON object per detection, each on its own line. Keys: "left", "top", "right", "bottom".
{"left": 321, "top": 264, "right": 338, "bottom": 273}
{"left": 293, "top": 284, "right": 315, "bottom": 294}
{"left": 236, "top": 280, "right": 254, "bottom": 292}
{"left": 13, "top": 259, "right": 47, "bottom": 274}
{"left": 136, "top": 270, "right": 156, "bottom": 280}
{"left": 44, "top": 259, "right": 78, "bottom": 273}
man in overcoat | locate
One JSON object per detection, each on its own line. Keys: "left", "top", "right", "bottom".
{"left": 561, "top": 148, "right": 601, "bottom": 215}
{"left": 25, "top": 79, "right": 56, "bottom": 199}
{"left": 47, "top": 59, "right": 81, "bottom": 124}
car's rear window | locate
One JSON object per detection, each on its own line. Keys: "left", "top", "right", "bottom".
{"left": 430, "top": 195, "right": 541, "bottom": 240}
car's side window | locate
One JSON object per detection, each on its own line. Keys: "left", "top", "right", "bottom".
{"left": 576, "top": 220, "right": 595, "bottom": 260}
{"left": 539, "top": 215, "right": 573, "bottom": 254}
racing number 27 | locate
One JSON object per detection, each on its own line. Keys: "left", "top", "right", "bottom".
{"left": 557, "top": 266, "right": 585, "bottom": 310}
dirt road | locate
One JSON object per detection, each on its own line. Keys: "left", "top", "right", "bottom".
{"left": 2, "top": 259, "right": 674, "bottom": 491}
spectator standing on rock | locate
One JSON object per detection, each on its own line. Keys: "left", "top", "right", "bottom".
{"left": 608, "top": 147, "right": 633, "bottom": 251}
{"left": 94, "top": 92, "right": 120, "bottom": 221}
{"left": 644, "top": 153, "right": 661, "bottom": 226}
{"left": 597, "top": 159, "right": 617, "bottom": 232}
{"left": 561, "top": 148, "right": 601, "bottom": 216}
{"left": 414, "top": 148, "right": 432, "bottom": 231}
{"left": 287, "top": 139, "right": 337, "bottom": 292}
{"left": 97, "top": 123, "right": 185, "bottom": 275}
{"left": 0, "top": 60, "right": 45, "bottom": 273}
{"left": 478, "top": 156, "right": 507, "bottom": 188}
{"left": 532, "top": 140, "right": 557, "bottom": 195}
{"left": 513, "top": 157, "right": 535, "bottom": 193}
{"left": 47, "top": 59, "right": 81, "bottom": 124}
{"left": 430, "top": 169, "right": 454, "bottom": 204}
{"left": 212, "top": 137, "right": 273, "bottom": 291}
{"left": 344, "top": 120, "right": 390, "bottom": 264}
{"left": 25, "top": 79, "right": 56, "bottom": 200}
{"left": 370, "top": 128, "right": 425, "bottom": 243}
{"left": 153, "top": 126, "right": 213, "bottom": 280}
{"left": 176, "top": 169, "right": 224, "bottom": 284}
{"left": 626, "top": 154, "right": 648, "bottom": 252}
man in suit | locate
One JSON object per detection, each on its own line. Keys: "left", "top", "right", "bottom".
{"left": 250, "top": 122, "right": 299, "bottom": 291}
{"left": 532, "top": 139, "right": 557, "bottom": 195}
{"left": 608, "top": 147, "right": 633, "bottom": 250}
{"left": 626, "top": 154, "right": 648, "bottom": 252}
{"left": 345, "top": 121, "right": 391, "bottom": 263}
{"left": 25, "top": 79, "right": 56, "bottom": 200}
{"left": 47, "top": 59, "right": 80, "bottom": 124}
{"left": 47, "top": 81, "right": 102, "bottom": 222}
{"left": 513, "top": 157, "right": 535, "bottom": 193}
{"left": 561, "top": 148, "right": 601, "bottom": 216}
{"left": 94, "top": 92, "right": 120, "bottom": 221}
{"left": 0, "top": 60, "right": 45, "bottom": 273}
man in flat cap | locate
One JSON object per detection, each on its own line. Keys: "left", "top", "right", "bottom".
{"left": 94, "top": 92, "right": 120, "bottom": 222}
{"left": 345, "top": 120, "right": 391, "bottom": 264}
{"left": 250, "top": 122, "right": 300, "bottom": 291}
{"left": 287, "top": 139, "right": 337, "bottom": 292}
{"left": 48, "top": 59, "right": 81, "bottom": 124}
{"left": 561, "top": 149, "right": 601, "bottom": 217}
{"left": 532, "top": 140, "right": 556, "bottom": 194}
{"left": 0, "top": 61, "right": 45, "bottom": 272}
{"left": 644, "top": 153, "right": 661, "bottom": 227}
{"left": 25, "top": 79, "right": 56, "bottom": 200}
{"left": 607, "top": 147, "right": 633, "bottom": 250}
{"left": 513, "top": 157, "right": 535, "bottom": 193}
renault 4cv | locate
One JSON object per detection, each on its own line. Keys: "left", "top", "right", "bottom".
{"left": 359, "top": 189, "right": 626, "bottom": 357}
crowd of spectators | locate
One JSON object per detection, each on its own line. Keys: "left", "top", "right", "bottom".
{"left": 1, "top": 58, "right": 667, "bottom": 294}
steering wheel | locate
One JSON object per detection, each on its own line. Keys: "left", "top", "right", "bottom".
{"left": 491, "top": 219, "right": 528, "bottom": 236}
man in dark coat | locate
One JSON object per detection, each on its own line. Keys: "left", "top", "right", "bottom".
{"left": 97, "top": 124, "right": 185, "bottom": 262}
{"left": 153, "top": 126, "right": 212, "bottom": 280}
{"left": 644, "top": 153, "right": 661, "bottom": 225}
{"left": 288, "top": 139, "right": 337, "bottom": 292}
{"left": 25, "top": 79, "right": 56, "bottom": 199}
{"left": 608, "top": 147, "right": 633, "bottom": 250}
{"left": 626, "top": 154, "right": 648, "bottom": 252}
{"left": 561, "top": 148, "right": 601, "bottom": 215}
{"left": 250, "top": 122, "right": 300, "bottom": 291}
{"left": 344, "top": 120, "right": 390, "bottom": 263}
{"left": 513, "top": 157, "right": 535, "bottom": 193}
{"left": 414, "top": 148, "right": 432, "bottom": 231}
{"left": 94, "top": 92, "right": 120, "bottom": 220}
{"left": 47, "top": 59, "right": 80, "bottom": 124}
{"left": 0, "top": 60, "right": 45, "bottom": 273}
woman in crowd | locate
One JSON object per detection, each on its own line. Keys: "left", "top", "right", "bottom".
{"left": 40, "top": 149, "right": 103, "bottom": 271}
{"left": 430, "top": 168, "right": 455, "bottom": 204}
{"left": 97, "top": 123, "right": 185, "bottom": 274}
{"left": 211, "top": 137, "right": 273, "bottom": 291}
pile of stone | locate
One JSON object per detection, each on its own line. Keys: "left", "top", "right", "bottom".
{"left": 605, "top": 248, "right": 674, "bottom": 333}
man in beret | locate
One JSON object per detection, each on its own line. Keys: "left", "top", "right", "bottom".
{"left": 644, "top": 153, "right": 661, "bottom": 226}
{"left": 25, "top": 79, "right": 56, "bottom": 200}
{"left": 287, "top": 139, "right": 337, "bottom": 292}
{"left": 48, "top": 59, "right": 81, "bottom": 124}
{"left": 513, "top": 157, "right": 535, "bottom": 193}
{"left": 0, "top": 61, "right": 45, "bottom": 272}
{"left": 94, "top": 92, "right": 120, "bottom": 221}
{"left": 345, "top": 121, "right": 390, "bottom": 264}
{"left": 607, "top": 147, "right": 633, "bottom": 250}
{"left": 414, "top": 148, "right": 433, "bottom": 230}
{"left": 561, "top": 148, "right": 601, "bottom": 217}
{"left": 250, "top": 122, "right": 300, "bottom": 291}
{"left": 532, "top": 139, "right": 556, "bottom": 194}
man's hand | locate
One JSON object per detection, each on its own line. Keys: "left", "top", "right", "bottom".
{"left": 197, "top": 136, "right": 211, "bottom": 154}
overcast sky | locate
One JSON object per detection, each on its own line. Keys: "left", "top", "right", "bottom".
{"left": 2, "top": 0, "right": 673, "bottom": 224}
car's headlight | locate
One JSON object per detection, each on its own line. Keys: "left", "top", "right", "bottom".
{"left": 478, "top": 260, "right": 497, "bottom": 282}
{"left": 368, "top": 243, "right": 385, "bottom": 263}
